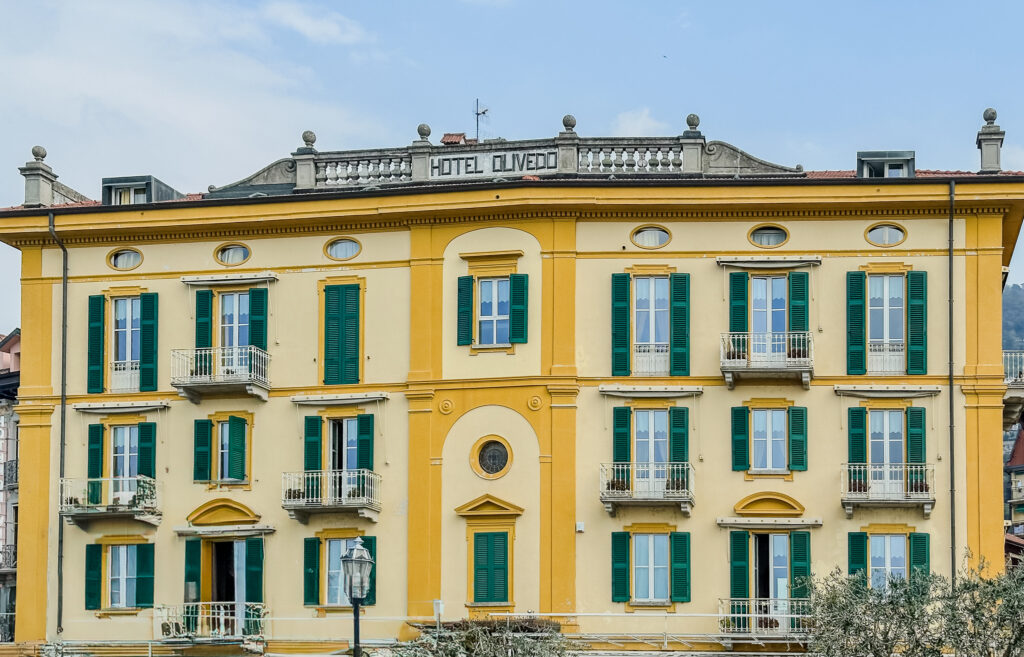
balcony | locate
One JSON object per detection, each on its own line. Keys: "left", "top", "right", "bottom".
{"left": 840, "top": 464, "right": 935, "bottom": 517}
{"left": 0, "top": 545, "right": 15, "bottom": 573}
{"left": 633, "top": 344, "right": 669, "bottom": 376}
{"left": 1004, "top": 351, "right": 1024, "bottom": 428}
{"left": 156, "top": 603, "right": 266, "bottom": 641}
{"left": 598, "top": 462, "right": 694, "bottom": 516}
{"left": 1009, "top": 481, "right": 1024, "bottom": 505}
{"left": 719, "top": 331, "right": 813, "bottom": 389}
{"left": 59, "top": 476, "right": 161, "bottom": 526}
{"left": 3, "top": 460, "right": 15, "bottom": 490}
{"left": 281, "top": 469, "right": 381, "bottom": 522}
{"left": 718, "top": 598, "right": 811, "bottom": 636}
{"left": 171, "top": 346, "right": 270, "bottom": 403}
{"left": 868, "top": 342, "right": 905, "bottom": 375}
{"left": 110, "top": 359, "right": 140, "bottom": 393}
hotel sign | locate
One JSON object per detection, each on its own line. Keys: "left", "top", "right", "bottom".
{"left": 429, "top": 149, "right": 559, "bottom": 179}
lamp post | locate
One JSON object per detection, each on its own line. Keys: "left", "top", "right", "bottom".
{"left": 342, "top": 536, "right": 374, "bottom": 657}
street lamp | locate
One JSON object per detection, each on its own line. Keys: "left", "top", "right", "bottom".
{"left": 342, "top": 536, "right": 374, "bottom": 657}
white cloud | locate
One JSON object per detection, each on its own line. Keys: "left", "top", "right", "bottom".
{"left": 611, "top": 108, "right": 670, "bottom": 137}
{"left": 262, "top": 1, "right": 370, "bottom": 44}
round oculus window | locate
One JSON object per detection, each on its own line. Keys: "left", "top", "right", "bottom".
{"left": 632, "top": 226, "right": 671, "bottom": 248}
{"left": 750, "top": 226, "right": 788, "bottom": 247}
{"left": 110, "top": 249, "right": 141, "bottom": 270}
{"left": 326, "top": 238, "right": 361, "bottom": 260}
{"left": 216, "top": 244, "right": 250, "bottom": 265}
{"left": 478, "top": 440, "right": 509, "bottom": 475}
{"left": 867, "top": 224, "right": 905, "bottom": 246}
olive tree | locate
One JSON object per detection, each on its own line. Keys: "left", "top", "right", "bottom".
{"left": 938, "top": 562, "right": 1024, "bottom": 657}
{"left": 385, "top": 619, "right": 577, "bottom": 657}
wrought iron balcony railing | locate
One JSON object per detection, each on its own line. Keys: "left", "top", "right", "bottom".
{"left": 718, "top": 598, "right": 811, "bottom": 635}
{"left": 109, "top": 359, "right": 140, "bottom": 393}
{"left": 598, "top": 462, "right": 694, "bottom": 516}
{"left": 719, "top": 331, "right": 813, "bottom": 388}
{"left": 281, "top": 469, "right": 381, "bottom": 522}
{"left": 1005, "top": 351, "right": 1024, "bottom": 383}
{"left": 156, "top": 602, "right": 265, "bottom": 640}
{"left": 0, "top": 545, "right": 16, "bottom": 571}
{"left": 3, "top": 460, "right": 15, "bottom": 489}
{"left": 632, "top": 344, "right": 669, "bottom": 376}
{"left": 840, "top": 463, "right": 935, "bottom": 517}
{"left": 170, "top": 346, "right": 269, "bottom": 402}
{"left": 59, "top": 475, "right": 161, "bottom": 525}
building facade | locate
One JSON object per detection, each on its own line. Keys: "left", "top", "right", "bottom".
{"left": 0, "top": 330, "right": 18, "bottom": 643}
{"left": 0, "top": 111, "right": 1019, "bottom": 655}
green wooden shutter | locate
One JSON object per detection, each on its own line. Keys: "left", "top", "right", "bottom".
{"left": 139, "top": 293, "right": 159, "bottom": 391}
{"left": 508, "top": 273, "right": 528, "bottom": 344}
{"left": 790, "top": 531, "right": 811, "bottom": 598}
{"left": 491, "top": 532, "right": 507, "bottom": 603}
{"left": 184, "top": 538, "right": 201, "bottom": 602}
{"left": 135, "top": 543, "right": 154, "bottom": 608}
{"left": 909, "top": 533, "right": 930, "bottom": 580}
{"left": 324, "top": 285, "right": 342, "bottom": 383}
{"left": 788, "top": 271, "right": 809, "bottom": 332}
{"left": 729, "top": 272, "right": 749, "bottom": 333}
{"left": 669, "top": 273, "right": 690, "bottom": 376}
{"left": 788, "top": 406, "right": 808, "bottom": 471}
{"left": 846, "top": 271, "right": 866, "bottom": 375}
{"left": 457, "top": 276, "right": 474, "bottom": 346}
{"left": 87, "top": 295, "right": 105, "bottom": 393}
{"left": 248, "top": 288, "right": 268, "bottom": 351}
{"left": 670, "top": 532, "right": 691, "bottom": 603}
{"left": 613, "top": 407, "right": 632, "bottom": 463}
{"left": 340, "top": 285, "right": 360, "bottom": 384}
{"left": 245, "top": 536, "right": 264, "bottom": 603}
{"left": 906, "top": 271, "right": 927, "bottom": 375}
{"left": 729, "top": 530, "right": 749, "bottom": 598}
{"left": 848, "top": 407, "right": 867, "bottom": 491}
{"left": 195, "top": 290, "right": 213, "bottom": 349}
{"left": 87, "top": 424, "right": 103, "bottom": 504}
{"left": 137, "top": 422, "right": 156, "bottom": 478}
{"left": 848, "top": 532, "right": 868, "bottom": 579}
{"left": 731, "top": 407, "right": 750, "bottom": 471}
{"left": 356, "top": 414, "right": 374, "bottom": 471}
{"left": 193, "top": 419, "right": 212, "bottom": 481}
{"left": 303, "top": 537, "right": 320, "bottom": 606}
{"left": 611, "top": 273, "right": 631, "bottom": 376}
{"left": 303, "top": 417, "right": 322, "bottom": 471}
{"left": 363, "top": 536, "right": 377, "bottom": 605}
{"left": 85, "top": 544, "right": 102, "bottom": 610}
{"left": 669, "top": 407, "right": 689, "bottom": 463}
{"left": 473, "top": 532, "right": 491, "bottom": 602}
{"left": 611, "top": 531, "right": 630, "bottom": 602}
{"left": 227, "top": 416, "right": 246, "bottom": 481}
{"left": 907, "top": 407, "right": 926, "bottom": 463}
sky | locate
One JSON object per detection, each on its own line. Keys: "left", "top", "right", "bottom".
{"left": 2, "top": 0, "right": 1024, "bottom": 330}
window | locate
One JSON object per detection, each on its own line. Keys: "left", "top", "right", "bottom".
{"left": 633, "top": 533, "right": 669, "bottom": 602}
{"left": 219, "top": 292, "right": 251, "bottom": 372}
{"left": 869, "top": 409, "right": 904, "bottom": 496}
{"left": 108, "top": 545, "right": 138, "bottom": 608}
{"left": 325, "top": 538, "right": 356, "bottom": 606}
{"left": 111, "top": 187, "right": 147, "bottom": 205}
{"left": 193, "top": 416, "right": 247, "bottom": 483}
{"left": 112, "top": 297, "right": 141, "bottom": 392}
{"left": 634, "top": 409, "right": 668, "bottom": 491}
{"left": 477, "top": 441, "right": 509, "bottom": 475}
{"left": 633, "top": 277, "right": 669, "bottom": 375}
{"left": 110, "top": 425, "right": 139, "bottom": 503}
{"left": 473, "top": 531, "right": 509, "bottom": 603}
{"left": 750, "top": 226, "right": 788, "bottom": 247}
{"left": 752, "top": 409, "right": 787, "bottom": 471}
{"left": 326, "top": 238, "right": 361, "bottom": 260}
{"left": 754, "top": 533, "right": 789, "bottom": 600}
{"left": 323, "top": 283, "right": 360, "bottom": 385}
{"left": 631, "top": 226, "right": 671, "bottom": 249}
{"left": 751, "top": 276, "right": 787, "bottom": 360}
{"left": 866, "top": 224, "right": 905, "bottom": 247}
{"left": 216, "top": 244, "right": 250, "bottom": 266}
{"left": 109, "top": 249, "right": 142, "bottom": 270}
{"left": 869, "top": 535, "right": 907, "bottom": 589}
{"left": 478, "top": 277, "right": 510, "bottom": 346}
{"left": 868, "top": 274, "right": 904, "bottom": 373}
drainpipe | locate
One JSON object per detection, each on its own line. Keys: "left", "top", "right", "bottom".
{"left": 947, "top": 182, "right": 957, "bottom": 583}
{"left": 47, "top": 212, "right": 68, "bottom": 634}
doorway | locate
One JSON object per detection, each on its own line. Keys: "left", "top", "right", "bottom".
{"left": 211, "top": 540, "right": 246, "bottom": 635}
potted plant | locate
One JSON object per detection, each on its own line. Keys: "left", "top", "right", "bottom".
{"left": 605, "top": 479, "right": 630, "bottom": 492}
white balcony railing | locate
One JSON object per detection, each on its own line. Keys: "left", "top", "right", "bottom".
{"left": 156, "top": 603, "right": 266, "bottom": 639}
{"left": 0, "top": 545, "right": 16, "bottom": 571}
{"left": 110, "top": 360, "right": 140, "bottom": 392}
{"left": 170, "top": 346, "right": 269, "bottom": 387}
{"left": 718, "top": 598, "right": 811, "bottom": 635}
{"left": 1005, "top": 351, "right": 1024, "bottom": 383}
{"left": 841, "top": 464, "right": 935, "bottom": 501}
{"left": 599, "top": 462, "right": 694, "bottom": 502}
{"left": 720, "top": 332, "right": 813, "bottom": 370}
{"left": 633, "top": 343, "right": 669, "bottom": 376}
{"left": 282, "top": 469, "right": 381, "bottom": 510}
{"left": 59, "top": 476, "right": 160, "bottom": 514}
{"left": 868, "top": 342, "right": 905, "bottom": 374}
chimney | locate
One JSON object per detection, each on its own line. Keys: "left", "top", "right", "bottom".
{"left": 977, "top": 108, "right": 1005, "bottom": 173}
{"left": 18, "top": 146, "right": 57, "bottom": 208}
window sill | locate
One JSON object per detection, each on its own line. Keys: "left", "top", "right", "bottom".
{"left": 203, "top": 480, "right": 251, "bottom": 491}
{"left": 465, "top": 602, "right": 514, "bottom": 618}
{"left": 314, "top": 605, "right": 368, "bottom": 617}
{"left": 745, "top": 469, "right": 793, "bottom": 481}
{"left": 95, "top": 607, "right": 142, "bottom": 618}
{"left": 626, "top": 600, "right": 675, "bottom": 612}
{"left": 470, "top": 344, "right": 515, "bottom": 355}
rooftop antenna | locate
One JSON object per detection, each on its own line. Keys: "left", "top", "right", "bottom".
{"left": 475, "top": 98, "right": 489, "bottom": 141}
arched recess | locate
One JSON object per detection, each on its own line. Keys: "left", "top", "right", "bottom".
{"left": 733, "top": 491, "right": 805, "bottom": 517}
{"left": 187, "top": 498, "right": 261, "bottom": 526}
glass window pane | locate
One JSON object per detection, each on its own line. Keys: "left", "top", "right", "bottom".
{"left": 635, "top": 279, "right": 650, "bottom": 310}
{"left": 889, "top": 309, "right": 903, "bottom": 340}
{"left": 654, "top": 309, "right": 669, "bottom": 343}
{"left": 327, "top": 239, "right": 361, "bottom": 259}
{"left": 654, "top": 278, "right": 669, "bottom": 310}
{"left": 653, "top": 535, "right": 668, "bottom": 567}
{"left": 635, "top": 309, "right": 651, "bottom": 343}
{"left": 479, "top": 320, "right": 494, "bottom": 345}
{"left": 752, "top": 279, "right": 767, "bottom": 310}
{"left": 496, "top": 319, "right": 509, "bottom": 344}
{"left": 479, "top": 281, "right": 492, "bottom": 317}
{"left": 497, "top": 279, "right": 510, "bottom": 316}
{"left": 634, "top": 535, "right": 649, "bottom": 566}
{"left": 869, "top": 277, "right": 884, "bottom": 307}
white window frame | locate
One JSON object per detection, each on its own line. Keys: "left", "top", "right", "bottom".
{"left": 217, "top": 421, "right": 243, "bottom": 482}
{"left": 867, "top": 274, "right": 905, "bottom": 374}
{"left": 325, "top": 537, "right": 354, "bottom": 606}
{"left": 108, "top": 544, "right": 137, "bottom": 608}
{"left": 112, "top": 296, "right": 141, "bottom": 392}
{"left": 751, "top": 408, "right": 787, "bottom": 472}
{"left": 112, "top": 187, "right": 147, "bottom": 206}
{"left": 111, "top": 425, "right": 139, "bottom": 501}
{"left": 477, "top": 277, "right": 510, "bottom": 346}
{"left": 632, "top": 533, "right": 669, "bottom": 603}
{"left": 869, "top": 534, "right": 907, "bottom": 589}
{"left": 633, "top": 276, "right": 669, "bottom": 348}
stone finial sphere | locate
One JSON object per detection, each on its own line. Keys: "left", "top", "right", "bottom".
{"left": 417, "top": 123, "right": 431, "bottom": 139}
{"left": 301, "top": 130, "right": 317, "bottom": 147}
{"left": 984, "top": 108, "right": 997, "bottom": 125}
{"left": 31, "top": 145, "right": 46, "bottom": 161}
{"left": 562, "top": 114, "right": 577, "bottom": 131}
{"left": 686, "top": 113, "right": 700, "bottom": 130}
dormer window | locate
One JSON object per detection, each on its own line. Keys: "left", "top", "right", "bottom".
{"left": 112, "top": 187, "right": 147, "bottom": 205}
{"left": 856, "top": 151, "right": 916, "bottom": 179}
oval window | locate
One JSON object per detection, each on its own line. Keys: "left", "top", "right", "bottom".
{"left": 109, "top": 249, "right": 141, "bottom": 270}
{"left": 216, "top": 244, "right": 250, "bottom": 265}
{"left": 632, "top": 226, "right": 671, "bottom": 249}
{"left": 867, "top": 224, "right": 905, "bottom": 246}
{"left": 750, "top": 226, "right": 788, "bottom": 247}
{"left": 326, "top": 238, "right": 361, "bottom": 260}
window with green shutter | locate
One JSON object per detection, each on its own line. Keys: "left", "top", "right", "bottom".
{"left": 611, "top": 273, "right": 631, "bottom": 376}
{"left": 356, "top": 414, "right": 374, "bottom": 471}
{"left": 610, "top": 531, "right": 630, "bottom": 602}
{"left": 731, "top": 407, "right": 750, "bottom": 471}
{"left": 790, "top": 531, "right": 811, "bottom": 599}
{"left": 195, "top": 290, "right": 213, "bottom": 349}
{"left": 508, "top": 273, "right": 528, "bottom": 344}
{"left": 669, "top": 273, "right": 690, "bottom": 376}
{"left": 729, "top": 272, "right": 749, "bottom": 333}
{"left": 87, "top": 295, "right": 106, "bottom": 393}
{"left": 847, "top": 407, "right": 867, "bottom": 490}
{"left": 669, "top": 407, "right": 688, "bottom": 463}
{"left": 87, "top": 424, "right": 104, "bottom": 504}
{"left": 362, "top": 535, "right": 377, "bottom": 606}
{"left": 137, "top": 422, "right": 156, "bottom": 479}
{"left": 788, "top": 272, "right": 809, "bottom": 332}
{"left": 303, "top": 537, "right": 320, "bottom": 605}
{"left": 139, "top": 293, "right": 159, "bottom": 391}
{"left": 788, "top": 406, "right": 807, "bottom": 471}
{"left": 248, "top": 287, "right": 268, "bottom": 352}
{"left": 457, "top": 276, "right": 474, "bottom": 346}
{"left": 193, "top": 419, "right": 212, "bottom": 482}
{"left": 473, "top": 531, "right": 508, "bottom": 603}
{"left": 135, "top": 543, "right": 155, "bottom": 608}
{"left": 612, "top": 407, "right": 631, "bottom": 488}
{"left": 906, "top": 271, "right": 927, "bottom": 375}
{"left": 243, "top": 537, "right": 264, "bottom": 636}
{"left": 670, "top": 532, "right": 690, "bottom": 602}
{"left": 184, "top": 538, "right": 201, "bottom": 603}
{"left": 84, "top": 544, "right": 102, "bottom": 610}
{"left": 227, "top": 416, "right": 247, "bottom": 481}
{"left": 324, "top": 284, "right": 360, "bottom": 385}
{"left": 907, "top": 407, "right": 927, "bottom": 489}
{"left": 848, "top": 532, "right": 868, "bottom": 580}
{"left": 909, "top": 533, "right": 929, "bottom": 581}
{"left": 729, "top": 530, "right": 749, "bottom": 598}
{"left": 846, "top": 271, "right": 866, "bottom": 375}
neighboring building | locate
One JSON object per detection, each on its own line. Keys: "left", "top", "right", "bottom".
{"left": 0, "top": 329, "right": 20, "bottom": 642}
{"left": 0, "top": 109, "right": 1018, "bottom": 655}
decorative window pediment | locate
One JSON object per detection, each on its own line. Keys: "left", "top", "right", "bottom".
{"left": 455, "top": 494, "right": 524, "bottom": 518}
{"left": 186, "top": 498, "right": 261, "bottom": 526}
{"left": 733, "top": 491, "right": 804, "bottom": 517}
